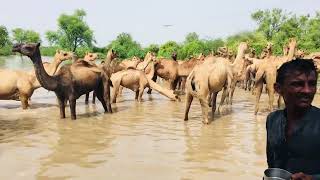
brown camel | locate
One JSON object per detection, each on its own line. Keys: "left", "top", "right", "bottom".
{"left": 0, "top": 49, "right": 73, "bottom": 109}
{"left": 110, "top": 53, "right": 178, "bottom": 103}
{"left": 13, "top": 43, "right": 112, "bottom": 120}
{"left": 184, "top": 57, "right": 233, "bottom": 124}
{"left": 253, "top": 38, "right": 297, "bottom": 114}
{"left": 119, "top": 56, "right": 142, "bottom": 69}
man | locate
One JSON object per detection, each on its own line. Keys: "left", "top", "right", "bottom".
{"left": 266, "top": 59, "right": 320, "bottom": 180}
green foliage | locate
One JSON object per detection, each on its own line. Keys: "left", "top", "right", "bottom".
{"left": 158, "top": 41, "right": 181, "bottom": 59}
{"left": 203, "top": 38, "right": 225, "bottom": 55}
{"left": 184, "top": 32, "right": 199, "bottom": 43}
{"left": 0, "top": 26, "right": 10, "bottom": 47}
{"left": 12, "top": 28, "right": 41, "bottom": 43}
{"left": 107, "top": 32, "right": 144, "bottom": 59}
{"left": 0, "top": 45, "right": 12, "bottom": 56}
{"left": 144, "top": 44, "right": 159, "bottom": 54}
{"left": 180, "top": 40, "right": 205, "bottom": 59}
{"left": 40, "top": 46, "right": 59, "bottom": 56}
{"left": 251, "top": 9, "right": 287, "bottom": 40}
{"left": 45, "top": 9, "right": 94, "bottom": 53}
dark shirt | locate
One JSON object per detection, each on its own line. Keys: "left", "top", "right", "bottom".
{"left": 266, "top": 106, "right": 320, "bottom": 179}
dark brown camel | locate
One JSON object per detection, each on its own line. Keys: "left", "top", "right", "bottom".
{"left": 12, "top": 43, "right": 112, "bottom": 120}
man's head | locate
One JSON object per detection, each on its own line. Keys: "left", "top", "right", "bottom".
{"left": 274, "top": 59, "right": 318, "bottom": 110}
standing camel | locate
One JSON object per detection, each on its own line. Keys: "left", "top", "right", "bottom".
{"left": 0, "top": 50, "right": 73, "bottom": 109}
{"left": 184, "top": 57, "right": 233, "bottom": 124}
{"left": 254, "top": 38, "right": 297, "bottom": 114}
{"left": 13, "top": 43, "right": 112, "bottom": 120}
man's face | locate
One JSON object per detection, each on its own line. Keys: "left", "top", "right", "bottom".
{"left": 275, "top": 70, "right": 317, "bottom": 110}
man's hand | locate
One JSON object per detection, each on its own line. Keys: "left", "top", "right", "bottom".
{"left": 291, "top": 172, "right": 313, "bottom": 180}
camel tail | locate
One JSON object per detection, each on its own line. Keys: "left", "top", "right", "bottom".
{"left": 186, "top": 70, "right": 199, "bottom": 98}
{"left": 255, "top": 68, "right": 265, "bottom": 84}
{"left": 147, "top": 78, "right": 178, "bottom": 101}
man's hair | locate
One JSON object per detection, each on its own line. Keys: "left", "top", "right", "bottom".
{"left": 276, "top": 58, "right": 317, "bottom": 85}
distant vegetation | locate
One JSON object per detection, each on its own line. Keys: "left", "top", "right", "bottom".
{"left": 1, "top": 8, "right": 320, "bottom": 59}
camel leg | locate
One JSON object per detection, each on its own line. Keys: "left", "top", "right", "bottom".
{"left": 57, "top": 96, "right": 66, "bottom": 119}
{"left": 211, "top": 92, "right": 218, "bottom": 116}
{"left": 184, "top": 92, "right": 193, "bottom": 121}
{"left": 118, "top": 86, "right": 123, "bottom": 96}
{"left": 102, "top": 74, "right": 112, "bottom": 113}
{"left": 181, "top": 77, "right": 187, "bottom": 92}
{"left": 135, "top": 90, "right": 139, "bottom": 101}
{"left": 229, "top": 80, "right": 237, "bottom": 105}
{"left": 92, "top": 91, "right": 96, "bottom": 104}
{"left": 199, "top": 97, "right": 210, "bottom": 124}
{"left": 69, "top": 97, "right": 77, "bottom": 120}
{"left": 254, "top": 83, "right": 263, "bottom": 115}
{"left": 95, "top": 87, "right": 108, "bottom": 112}
{"left": 218, "top": 88, "right": 228, "bottom": 113}
{"left": 20, "top": 94, "right": 29, "bottom": 109}
{"left": 267, "top": 86, "right": 274, "bottom": 112}
{"left": 85, "top": 93, "right": 89, "bottom": 105}
{"left": 111, "top": 80, "right": 121, "bottom": 104}
{"left": 138, "top": 87, "right": 144, "bottom": 102}
{"left": 147, "top": 75, "right": 157, "bottom": 94}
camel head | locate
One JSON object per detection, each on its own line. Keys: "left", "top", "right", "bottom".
{"left": 55, "top": 50, "right": 74, "bottom": 62}
{"left": 106, "top": 49, "right": 117, "bottom": 61}
{"left": 295, "top": 49, "right": 305, "bottom": 58}
{"left": 132, "top": 56, "right": 142, "bottom": 62}
{"left": 84, "top": 52, "right": 98, "bottom": 62}
{"left": 12, "top": 42, "right": 40, "bottom": 58}
{"left": 171, "top": 52, "right": 177, "bottom": 61}
{"left": 197, "top": 53, "right": 205, "bottom": 61}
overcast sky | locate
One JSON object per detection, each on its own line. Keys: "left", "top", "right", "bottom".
{"left": 1, "top": 0, "right": 319, "bottom": 47}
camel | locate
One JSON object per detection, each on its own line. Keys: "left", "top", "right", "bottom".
{"left": 110, "top": 53, "right": 179, "bottom": 103}
{"left": 84, "top": 52, "right": 98, "bottom": 62}
{"left": 184, "top": 57, "right": 233, "bottom": 124}
{"left": 13, "top": 43, "right": 112, "bottom": 120}
{"left": 253, "top": 38, "right": 297, "bottom": 114}
{"left": 119, "top": 56, "right": 142, "bottom": 69}
{"left": 0, "top": 49, "right": 73, "bottom": 109}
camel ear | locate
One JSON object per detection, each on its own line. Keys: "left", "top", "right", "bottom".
{"left": 56, "top": 49, "right": 60, "bottom": 54}
{"left": 36, "top": 42, "right": 40, "bottom": 48}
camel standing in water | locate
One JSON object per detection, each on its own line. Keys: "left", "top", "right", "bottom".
{"left": 0, "top": 50, "right": 73, "bottom": 109}
{"left": 13, "top": 43, "right": 112, "bottom": 120}
{"left": 110, "top": 53, "right": 179, "bottom": 103}
{"left": 253, "top": 38, "right": 297, "bottom": 114}
{"left": 184, "top": 57, "right": 233, "bottom": 124}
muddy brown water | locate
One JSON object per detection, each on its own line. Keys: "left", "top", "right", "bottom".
{"left": 1, "top": 56, "right": 319, "bottom": 180}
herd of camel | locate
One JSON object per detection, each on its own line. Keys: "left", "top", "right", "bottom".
{"left": 1, "top": 39, "right": 320, "bottom": 124}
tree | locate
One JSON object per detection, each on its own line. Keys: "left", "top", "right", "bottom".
{"left": 184, "top": 32, "right": 199, "bottom": 43}
{"left": 107, "top": 32, "right": 144, "bottom": 59}
{"left": 158, "top": 41, "right": 180, "bottom": 59}
{"left": 0, "top": 26, "right": 10, "bottom": 47}
{"left": 45, "top": 9, "right": 94, "bottom": 52}
{"left": 12, "top": 28, "right": 41, "bottom": 44}
{"left": 251, "top": 9, "right": 287, "bottom": 40}
{"left": 144, "top": 44, "right": 159, "bottom": 54}
{"left": 203, "top": 38, "right": 225, "bottom": 55}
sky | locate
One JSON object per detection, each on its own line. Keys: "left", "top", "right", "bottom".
{"left": 1, "top": 0, "right": 320, "bottom": 47}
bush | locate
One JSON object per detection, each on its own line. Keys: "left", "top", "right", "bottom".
{"left": 0, "top": 45, "right": 12, "bottom": 56}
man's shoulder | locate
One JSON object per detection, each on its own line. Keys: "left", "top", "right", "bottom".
{"left": 311, "top": 105, "right": 320, "bottom": 113}
{"left": 266, "top": 109, "right": 285, "bottom": 127}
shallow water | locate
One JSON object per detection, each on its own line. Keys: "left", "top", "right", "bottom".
{"left": 0, "top": 56, "right": 319, "bottom": 180}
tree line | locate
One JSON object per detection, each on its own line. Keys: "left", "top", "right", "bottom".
{"left": 1, "top": 8, "right": 320, "bottom": 59}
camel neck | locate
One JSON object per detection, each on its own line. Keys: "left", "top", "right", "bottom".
{"left": 31, "top": 49, "right": 58, "bottom": 91}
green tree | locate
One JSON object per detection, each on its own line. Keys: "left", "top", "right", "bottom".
{"left": 251, "top": 8, "right": 287, "bottom": 40}
{"left": 107, "top": 32, "right": 144, "bottom": 59}
{"left": 46, "top": 9, "right": 94, "bottom": 52}
{"left": 144, "top": 44, "right": 159, "bottom": 54}
{"left": 180, "top": 40, "right": 205, "bottom": 59}
{"left": 0, "top": 26, "right": 10, "bottom": 47}
{"left": 300, "top": 12, "right": 320, "bottom": 52}
{"left": 12, "top": 28, "right": 41, "bottom": 43}
{"left": 184, "top": 32, "right": 199, "bottom": 43}
{"left": 203, "top": 38, "right": 225, "bottom": 55}
{"left": 158, "top": 41, "right": 180, "bottom": 59}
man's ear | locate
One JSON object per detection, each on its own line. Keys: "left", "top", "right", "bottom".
{"left": 274, "top": 82, "right": 282, "bottom": 95}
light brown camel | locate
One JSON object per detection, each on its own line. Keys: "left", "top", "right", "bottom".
{"left": 119, "top": 56, "right": 142, "bottom": 69}
{"left": 13, "top": 43, "right": 112, "bottom": 120}
{"left": 110, "top": 53, "right": 178, "bottom": 103}
{"left": 84, "top": 52, "right": 98, "bottom": 62}
{"left": 184, "top": 57, "right": 233, "bottom": 124}
{"left": 0, "top": 49, "right": 73, "bottom": 109}
{"left": 253, "top": 38, "right": 297, "bottom": 114}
